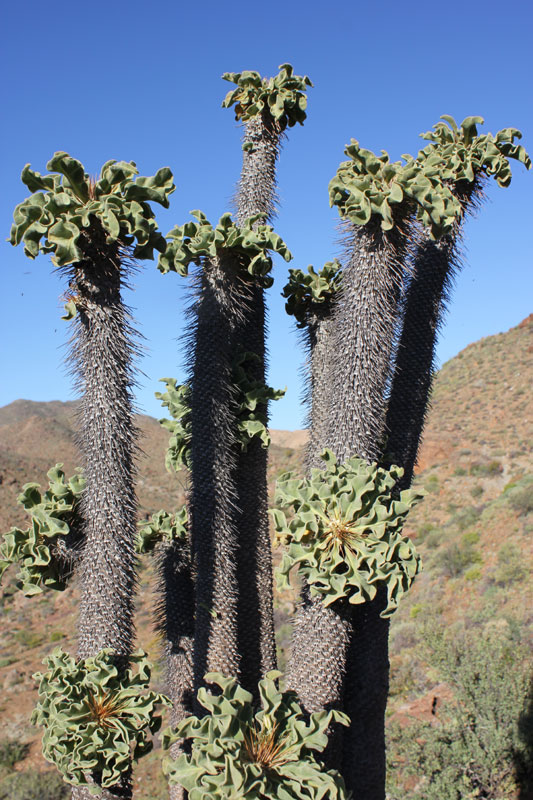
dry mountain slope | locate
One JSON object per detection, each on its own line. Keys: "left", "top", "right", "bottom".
{"left": 0, "top": 315, "right": 531, "bottom": 799}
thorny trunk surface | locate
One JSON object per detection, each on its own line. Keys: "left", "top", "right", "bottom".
{"left": 384, "top": 180, "right": 482, "bottom": 491}
{"left": 68, "top": 224, "right": 139, "bottom": 800}
{"left": 232, "top": 112, "right": 281, "bottom": 694}
{"left": 189, "top": 254, "right": 243, "bottom": 691}
{"left": 287, "top": 215, "right": 409, "bottom": 796}
{"left": 155, "top": 540, "right": 195, "bottom": 800}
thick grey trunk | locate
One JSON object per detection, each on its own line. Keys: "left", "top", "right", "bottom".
{"left": 384, "top": 180, "right": 482, "bottom": 491}
{"left": 68, "top": 228, "right": 138, "bottom": 799}
{"left": 231, "top": 112, "right": 281, "bottom": 694}
{"left": 189, "top": 255, "right": 242, "bottom": 689}
{"left": 288, "top": 215, "right": 409, "bottom": 792}
{"left": 155, "top": 540, "right": 194, "bottom": 800}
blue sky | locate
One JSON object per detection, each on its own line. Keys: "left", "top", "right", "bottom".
{"left": 1, "top": 0, "right": 531, "bottom": 429}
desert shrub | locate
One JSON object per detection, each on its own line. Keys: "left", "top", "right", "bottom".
{"left": 464, "top": 566, "right": 482, "bottom": 581}
{"left": 493, "top": 543, "right": 528, "bottom": 585}
{"left": 0, "top": 769, "right": 69, "bottom": 800}
{"left": 507, "top": 482, "right": 533, "bottom": 516}
{"left": 436, "top": 541, "right": 481, "bottom": 578}
{"left": 0, "top": 739, "right": 28, "bottom": 770}
{"left": 461, "top": 530, "right": 480, "bottom": 545}
{"left": 387, "top": 621, "right": 532, "bottom": 799}
{"left": 425, "top": 530, "right": 446, "bottom": 549}
{"left": 13, "top": 630, "right": 44, "bottom": 648}
{"left": 470, "top": 484, "right": 484, "bottom": 498}
{"left": 449, "top": 505, "right": 479, "bottom": 531}
{"left": 416, "top": 523, "right": 435, "bottom": 542}
{"left": 423, "top": 474, "right": 440, "bottom": 493}
{"left": 453, "top": 466, "right": 466, "bottom": 476}
{"left": 390, "top": 622, "right": 418, "bottom": 653}
{"left": 469, "top": 460, "right": 502, "bottom": 476}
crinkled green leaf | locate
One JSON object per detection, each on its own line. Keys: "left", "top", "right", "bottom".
{"left": 233, "top": 352, "right": 286, "bottom": 449}
{"left": 163, "top": 671, "right": 349, "bottom": 799}
{"left": 282, "top": 260, "right": 342, "bottom": 326}
{"left": 10, "top": 153, "right": 175, "bottom": 268}
{"left": 272, "top": 451, "right": 423, "bottom": 616}
{"left": 135, "top": 507, "right": 188, "bottom": 554}
{"left": 32, "top": 648, "right": 171, "bottom": 794}
{"left": 222, "top": 63, "right": 313, "bottom": 131}
{"left": 329, "top": 139, "right": 461, "bottom": 238}
{"left": 156, "top": 379, "right": 192, "bottom": 472}
{"left": 418, "top": 115, "right": 531, "bottom": 189}
{"left": 0, "top": 465, "right": 85, "bottom": 595}
{"left": 158, "top": 211, "right": 291, "bottom": 287}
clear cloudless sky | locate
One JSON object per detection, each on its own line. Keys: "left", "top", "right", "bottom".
{"left": 1, "top": 0, "right": 531, "bottom": 429}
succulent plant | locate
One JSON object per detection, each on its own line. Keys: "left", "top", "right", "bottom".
{"left": 157, "top": 210, "right": 292, "bottom": 286}
{"left": 162, "top": 670, "right": 350, "bottom": 799}
{"left": 9, "top": 152, "right": 175, "bottom": 267}
{"left": 156, "top": 379, "right": 192, "bottom": 472}
{"left": 32, "top": 648, "right": 171, "bottom": 795}
{"left": 222, "top": 63, "right": 312, "bottom": 131}
{"left": 329, "top": 140, "right": 461, "bottom": 237}
{"left": 417, "top": 115, "right": 531, "bottom": 187}
{"left": 282, "top": 260, "right": 342, "bottom": 327}
{"left": 272, "top": 451, "right": 423, "bottom": 617}
{"left": 135, "top": 507, "right": 188, "bottom": 555}
{"left": 0, "top": 465, "right": 85, "bottom": 595}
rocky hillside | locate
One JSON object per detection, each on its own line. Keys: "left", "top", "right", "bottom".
{"left": 0, "top": 315, "right": 531, "bottom": 798}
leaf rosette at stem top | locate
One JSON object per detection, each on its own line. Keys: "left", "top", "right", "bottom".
{"left": 9, "top": 152, "right": 175, "bottom": 266}
{"left": 282, "top": 260, "right": 342, "bottom": 327}
{"left": 162, "top": 670, "right": 350, "bottom": 799}
{"left": 417, "top": 115, "right": 531, "bottom": 188}
{"left": 32, "top": 648, "right": 171, "bottom": 795}
{"left": 0, "top": 464, "right": 85, "bottom": 595}
{"left": 157, "top": 210, "right": 292, "bottom": 287}
{"left": 221, "top": 63, "right": 313, "bottom": 130}
{"left": 328, "top": 139, "right": 461, "bottom": 238}
{"left": 272, "top": 451, "right": 424, "bottom": 617}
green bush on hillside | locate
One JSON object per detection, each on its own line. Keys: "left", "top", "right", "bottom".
{"left": 386, "top": 620, "right": 532, "bottom": 799}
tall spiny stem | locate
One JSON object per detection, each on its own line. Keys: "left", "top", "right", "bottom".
{"left": 189, "top": 254, "right": 245, "bottom": 690}
{"left": 233, "top": 111, "right": 280, "bottom": 694}
{"left": 69, "top": 223, "right": 139, "bottom": 800}
{"left": 383, "top": 181, "right": 483, "bottom": 490}
{"left": 287, "top": 215, "right": 410, "bottom": 782}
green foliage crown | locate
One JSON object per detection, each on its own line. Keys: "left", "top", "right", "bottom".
{"left": 329, "top": 140, "right": 460, "bottom": 237}
{"left": 222, "top": 63, "right": 313, "bottom": 130}
{"left": 0, "top": 464, "right": 85, "bottom": 595}
{"left": 282, "top": 260, "right": 342, "bottom": 326}
{"left": 157, "top": 210, "right": 292, "bottom": 287}
{"left": 10, "top": 152, "right": 175, "bottom": 266}
{"left": 156, "top": 379, "right": 192, "bottom": 472}
{"left": 135, "top": 507, "right": 188, "bottom": 555}
{"left": 162, "top": 670, "right": 349, "bottom": 799}
{"left": 32, "top": 648, "right": 171, "bottom": 795}
{"left": 272, "top": 451, "right": 423, "bottom": 616}
{"left": 233, "top": 352, "right": 286, "bottom": 449}
{"left": 418, "top": 115, "right": 531, "bottom": 187}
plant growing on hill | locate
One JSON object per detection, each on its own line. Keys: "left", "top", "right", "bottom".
{"left": 386, "top": 621, "right": 533, "bottom": 799}
{"left": 162, "top": 671, "right": 349, "bottom": 799}
{"left": 6, "top": 68, "right": 530, "bottom": 800}
{"left": 384, "top": 117, "right": 531, "bottom": 490}
{"left": 0, "top": 464, "right": 84, "bottom": 594}
{"left": 10, "top": 152, "right": 174, "bottom": 800}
